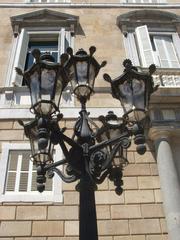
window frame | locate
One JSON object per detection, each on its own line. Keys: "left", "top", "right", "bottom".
{"left": 124, "top": 26, "right": 180, "bottom": 68}
{"left": 0, "top": 143, "right": 63, "bottom": 202}
{"left": 7, "top": 28, "right": 72, "bottom": 87}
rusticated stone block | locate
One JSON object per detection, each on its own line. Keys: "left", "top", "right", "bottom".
{"left": 48, "top": 206, "right": 78, "bottom": 220}
{"left": 141, "top": 204, "right": 164, "bottom": 218}
{"left": 0, "top": 206, "right": 15, "bottom": 220}
{"left": 16, "top": 206, "right": 46, "bottom": 220}
{"left": 32, "top": 221, "right": 64, "bottom": 236}
{"left": 98, "top": 220, "right": 129, "bottom": 235}
{"left": 0, "top": 221, "right": 31, "bottom": 237}
{"left": 138, "top": 176, "right": 160, "bottom": 189}
{"left": 111, "top": 205, "right": 141, "bottom": 219}
{"left": 125, "top": 190, "right": 155, "bottom": 204}
{"left": 129, "top": 219, "right": 161, "bottom": 234}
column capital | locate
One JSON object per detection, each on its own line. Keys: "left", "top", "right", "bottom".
{"left": 148, "top": 127, "right": 172, "bottom": 142}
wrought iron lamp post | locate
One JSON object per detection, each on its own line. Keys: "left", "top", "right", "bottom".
{"left": 17, "top": 47, "right": 157, "bottom": 240}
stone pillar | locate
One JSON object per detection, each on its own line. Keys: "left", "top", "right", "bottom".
{"left": 150, "top": 130, "right": 180, "bottom": 240}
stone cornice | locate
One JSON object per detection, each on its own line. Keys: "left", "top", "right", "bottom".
{"left": 148, "top": 126, "right": 180, "bottom": 141}
{"left": 0, "top": 3, "right": 180, "bottom": 9}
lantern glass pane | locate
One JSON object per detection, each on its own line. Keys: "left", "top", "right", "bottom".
{"left": 30, "top": 71, "right": 40, "bottom": 106}
{"left": 24, "top": 122, "right": 54, "bottom": 165}
{"left": 88, "top": 64, "right": 96, "bottom": 89}
{"left": 41, "top": 69, "right": 56, "bottom": 100}
{"left": 132, "top": 79, "right": 145, "bottom": 109}
{"left": 76, "top": 61, "right": 88, "bottom": 85}
{"left": 54, "top": 77, "right": 64, "bottom": 109}
{"left": 119, "top": 79, "right": 145, "bottom": 113}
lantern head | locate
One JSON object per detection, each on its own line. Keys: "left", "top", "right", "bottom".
{"left": 104, "top": 60, "right": 157, "bottom": 123}
{"left": 20, "top": 49, "right": 69, "bottom": 116}
{"left": 65, "top": 46, "right": 106, "bottom": 103}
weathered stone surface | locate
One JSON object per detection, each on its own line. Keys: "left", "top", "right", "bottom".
{"left": 125, "top": 190, "right": 155, "bottom": 204}
{"left": 16, "top": 206, "right": 46, "bottom": 220}
{"left": 0, "top": 221, "right": 31, "bottom": 237}
{"left": 95, "top": 191, "right": 124, "bottom": 204}
{"left": 32, "top": 221, "right": 64, "bottom": 236}
{"left": 141, "top": 204, "right": 164, "bottom": 218}
{"left": 129, "top": 219, "right": 161, "bottom": 234}
{"left": 138, "top": 176, "right": 160, "bottom": 189}
{"left": 48, "top": 206, "right": 78, "bottom": 220}
{"left": 65, "top": 221, "right": 79, "bottom": 236}
{"left": 111, "top": 205, "right": 141, "bottom": 219}
{"left": 98, "top": 220, "right": 129, "bottom": 235}
{"left": 0, "top": 206, "right": 16, "bottom": 220}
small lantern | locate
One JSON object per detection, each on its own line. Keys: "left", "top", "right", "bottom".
{"left": 96, "top": 111, "right": 128, "bottom": 166}
{"left": 104, "top": 60, "right": 157, "bottom": 123}
{"left": 65, "top": 47, "right": 106, "bottom": 102}
{"left": 16, "top": 49, "right": 69, "bottom": 116}
{"left": 18, "top": 119, "right": 54, "bottom": 166}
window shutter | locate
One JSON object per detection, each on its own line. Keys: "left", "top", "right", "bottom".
{"left": 11, "top": 28, "right": 29, "bottom": 86}
{"left": 58, "top": 28, "right": 65, "bottom": 60}
{"left": 123, "top": 33, "right": 140, "bottom": 66}
{"left": 135, "top": 25, "right": 155, "bottom": 67}
{"left": 172, "top": 33, "right": 180, "bottom": 62}
{"left": 65, "top": 31, "right": 71, "bottom": 49}
{"left": 58, "top": 28, "right": 72, "bottom": 61}
{"left": 154, "top": 35, "right": 180, "bottom": 68}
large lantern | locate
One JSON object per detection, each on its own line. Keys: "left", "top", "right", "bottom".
{"left": 104, "top": 60, "right": 157, "bottom": 123}
{"left": 65, "top": 47, "right": 106, "bottom": 102}
{"left": 96, "top": 111, "right": 128, "bottom": 166}
{"left": 18, "top": 119, "right": 54, "bottom": 166}
{"left": 17, "top": 49, "right": 69, "bottom": 116}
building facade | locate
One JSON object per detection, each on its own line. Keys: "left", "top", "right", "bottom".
{"left": 0, "top": 0, "right": 180, "bottom": 239}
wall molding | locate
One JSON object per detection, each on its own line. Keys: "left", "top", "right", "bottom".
{"left": 0, "top": 3, "right": 180, "bottom": 9}
{"left": 0, "top": 107, "right": 124, "bottom": 119}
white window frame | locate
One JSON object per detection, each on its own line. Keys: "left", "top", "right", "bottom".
{"left": 124, "top": 25, "right": 180, "bottom": 68}
{"left": 0, "top": 143, "right": 63, "bottom": 202}
{"left": 7, "top": 28, "right": 73, "bottom": 87}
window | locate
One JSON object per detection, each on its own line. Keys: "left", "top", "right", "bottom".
{"left": 10, "top": 28, "right": 72, "bottom": 87}
{"left": 0, "top": 143, "right": 62, "bottom": 202}
{"left": 9, "top": 9, "right": 79, "bottom": 87}
{"left": 25, "top": 41, "right": 59, "bottom": 70}
{"left": 124, "top": 25, "right": 180, "bottom": 68}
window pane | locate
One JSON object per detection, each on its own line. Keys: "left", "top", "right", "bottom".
{"left": 25, "top": 41, "right": 58, "bottom": 71}
{"left": 19, "top": 173, "right": 28, "bottom": 192}
{"left": 8, "top": 151, "right": 19, "bottom": 171}
{"left": 21, "top": 151, "right": 31, "bottom": 171}
{"left": 31, "top": 172, "right": 37, "bottom": 191}
{"left": 6, "top": 172, "right": 16, "bottom": 191}
{"left": 46, "top": 177, "right": 53, "bottom": 191}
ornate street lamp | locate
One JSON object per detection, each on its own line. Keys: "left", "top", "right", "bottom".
{"left": 16, "top": 48, "right": 158, "bottom": 240}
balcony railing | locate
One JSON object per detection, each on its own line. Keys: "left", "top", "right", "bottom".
{"left": 152, "top": 68, "right": 180, "bottom": 87}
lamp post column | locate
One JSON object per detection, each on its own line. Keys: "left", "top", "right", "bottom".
{"left": 150, "top": 129, "right": 180, "bottom": 240}
{"left": 78, "top": 174, "right": 98, "bottom": 240}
